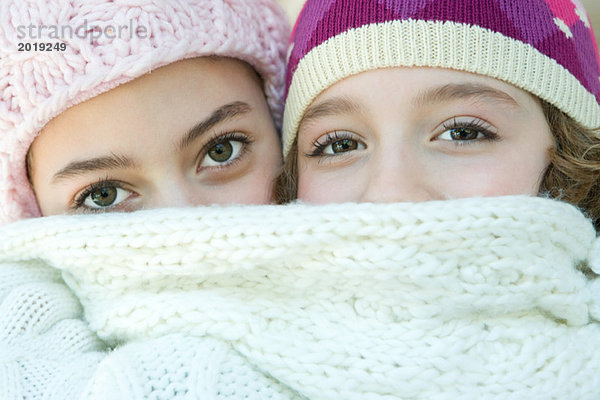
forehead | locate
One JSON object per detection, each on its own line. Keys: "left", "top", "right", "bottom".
{"left": 318, "top": 67, "right": 536, "bottom": 105}
{"left": 38, "top": 58, "right": 265, "bottom": 144}
{"left": 42, "top": 57, "right": 262, "bottom": 124}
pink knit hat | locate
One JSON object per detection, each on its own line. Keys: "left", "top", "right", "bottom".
{"left": 0, "top": 0, "right": 290, "bottom": 225}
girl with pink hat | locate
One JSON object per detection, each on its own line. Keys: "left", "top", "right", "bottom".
{"left": 1, "top": 0, "right": 290, "bottom": 224}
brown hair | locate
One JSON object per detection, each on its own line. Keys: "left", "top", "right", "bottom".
{"left": 275, "top": 138, "right": 298, "bottom": 204}
{"left": 540, "top": 101, "right": 600, "bottom": 230}
{"left": 275, "top": 101, "right": 600, "bottom": 231}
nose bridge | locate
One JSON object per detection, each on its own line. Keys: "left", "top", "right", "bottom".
{"left": 361, "top": 139, "right": 433, "bottom": 203}
{"left": 150, "top": 175, "right": 198, "bottom": 208}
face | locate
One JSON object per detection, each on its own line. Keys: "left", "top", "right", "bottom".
{"left": 29, "top": 57, "right": 281, "bottom": 215}
{"left": 296, "top": 67, "right": 554, "bottom": 203}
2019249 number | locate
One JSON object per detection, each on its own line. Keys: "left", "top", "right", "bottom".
{"left": 18, "top": 42, "right": 67, "bottom": 51}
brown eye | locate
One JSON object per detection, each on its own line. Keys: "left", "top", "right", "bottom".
{"left": 208, "top": 142, "right": 234, "bottom": 162}
{"left": 311, "top": 131, "right": 366, "bottom": 156}
{"left": 436, "top": 118, "right": 499, "bottom": 144}
{"left": 449, "top": 128, "right": 480, "bottom": 141}
{"left": 332, "top": 139, "right": 359, "bottom": 153}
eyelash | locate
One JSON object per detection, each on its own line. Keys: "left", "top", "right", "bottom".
{"left": 439, "top": 117, "right": 500, "bottom": 143}
{"left": 72, "top": 177, "right": 126, "bottom": 211}
{"left": 198, "top": 131, "right": 253, "bottom": 169}
{"left": 306, "top": 131, "right": 362, "bottom": 157}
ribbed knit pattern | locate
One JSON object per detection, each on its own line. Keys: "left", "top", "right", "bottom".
{"left": 0, "top": 262, "right": 108, "bottom": 399}
{"left": 83, "top": 335, "right": 301, "bottom": 400}
{"left": 1, "top": 197, "right": 599, "bottom": 399}
{"left": 283, "top": 0, "right": 600, "bottom": 156}
{"left": 0, "top": 0, "right": 290, "bottom": 226}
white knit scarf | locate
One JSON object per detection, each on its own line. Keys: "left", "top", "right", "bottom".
{"left": 2, "top": 196, "right": 599, "bottom": 399}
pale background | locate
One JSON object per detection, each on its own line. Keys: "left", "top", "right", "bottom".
{"left": 276, "top": 0, "right": 600, "bottom": 46}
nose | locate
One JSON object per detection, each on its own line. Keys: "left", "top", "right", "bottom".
{"left": 360, "top": 150, "right": 440, "bottom": 203}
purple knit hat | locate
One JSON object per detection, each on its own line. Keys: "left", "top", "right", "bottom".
{"left": 0, "top": 0, "right": 289, "bottom": 225}
{"left": 283, "top": 0, "right": 600, "bottom": 156}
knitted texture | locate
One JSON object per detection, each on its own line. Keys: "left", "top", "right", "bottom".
{"left": 283, "top": 0, "right": 600, "bottom": 156}
{"left": 0, "top": 266, "right": 301, "bottom": 399}
{"left": 0, "top": 0, "right": 290, "bottom": 226}
{"left": 1, "top": 197, "right": 599, "bottom": 399}
{"left": 83, "top": 334, "right": 301, "bottom": 399}
{"left": 0, "top": 262, "right": 108, "bottom": 399}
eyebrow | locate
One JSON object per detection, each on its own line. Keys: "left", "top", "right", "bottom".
{"left": 413, "top": 82, "right": 520, "bottom": 109}
{"left": 177, "top": 101, "right": 252, "bottom": 151}
{"left": 52, "top": 153, "right": 137, "bottom": 183}
{"left": 299, "top": 96, "right": 361, "bottom": 128}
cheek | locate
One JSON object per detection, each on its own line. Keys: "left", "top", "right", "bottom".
{"left": 199, "top": 177, "right": 273, "bottom": 204}
{"left": 222, "top": 153, "right": 281, "bottom": 205}
{"left": 243, "top": 172, "right": 278, "bottom": 204}
{"left": 492, "top": 148, "right": 550, "bottom": 195}
{"left": 297, "top": 166, "right": 362, "bottom": 203}
{"left": 297, "top": 171, "right": 325, "bottom": 202}
{"left": 439, "top": 157, "right": 549, "bottom": 198}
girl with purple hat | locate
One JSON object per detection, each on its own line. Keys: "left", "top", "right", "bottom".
{"left": 266, "top": 0, "right": 600, "bottom": 397}
{"left": 278, "top": 0, "right": 600, "bottom": 232}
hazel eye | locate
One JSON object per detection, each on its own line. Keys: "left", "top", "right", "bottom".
{"left": 200, "top": 140, "right": 244, "bottom": 167}
{"left": 83, "top": 185, "right": 131, "bottom": 209}
{"left": 209, "top": 142, "right": 233, "bottom": 162}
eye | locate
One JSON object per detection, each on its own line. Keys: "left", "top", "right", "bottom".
{"left": 326, "top": 138, "right": 361, "bottom": 154}
{"left": 435, "top": 117, "right": 499, "bottom": 143}
{"left": 74, "top": 181, "right": 133, "bottom": 211}
{"left": 437, "top": 127, "right": 484, "bottom": 141}
{"left": 199, "top": 133, "right": 250, "bottom": 168}
{"left": 308, "top": 131, "right": 366, "bottom": 157}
